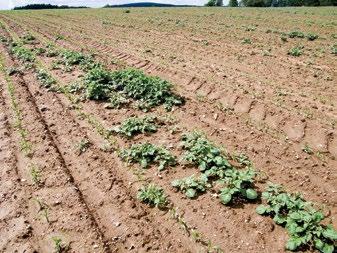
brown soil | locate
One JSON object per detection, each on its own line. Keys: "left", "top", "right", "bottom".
{"left": 0, "top": 7, "right": 336, "bottom": 253}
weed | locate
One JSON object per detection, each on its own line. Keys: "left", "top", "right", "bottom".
{"left": 34, "top": 198, "right": 49, "bottom": 223}
{"left": 288, "top": 46, "right": 303, "bottom": 57}
{"left": 172, "top": 174, "right": 210, "bottom": 198}
{"left": 111, "top": 116, "right": 157, "bottom": 137}
{"left": 137, "top": 184, "right": 168, "bottom": 208}
{"left": 233, "top": 153, "right": 252, "bottom": 167}
{"left": 52, "top": 237, "right": 68, "bottom": 253}
{"left": 281, "top": 34, "right": 288, "bottom": 42}
{"left": 30, "top": 164, "right": 41, "bottom": 185}
{"left": 302, "top": 144, "right": 313, "bottom": 155}
{"left": 75, "top": 138, "right": 91, "bottom": 155}
{"left": 331, "top": 44, "right": 337, "bottom": 55}
{"left": 241, "top": 38, "right": 252, "bottom": 44}
{"left": 120, "top": 142, "right": 176, "bottom": 171}
{"left": 7, "top": 66, "right": 22, "bottom": 76}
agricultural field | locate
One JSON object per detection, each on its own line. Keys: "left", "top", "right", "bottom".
{"left": 0, "top": 6, "right": 336, "bottom": 253}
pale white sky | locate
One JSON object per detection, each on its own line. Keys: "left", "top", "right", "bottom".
{"left": 1, "top": 0, "right": 207, "bottom": 10}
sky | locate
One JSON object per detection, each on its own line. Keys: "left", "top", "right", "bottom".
{"left": 0, "top": 0, "right": 206, "bottom": 10}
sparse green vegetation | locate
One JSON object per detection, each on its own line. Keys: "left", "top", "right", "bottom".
{"left": 9, "top": 42, "right": 35, "bottom": 62}
{"left": 111, "top": 115, "right": 158, "bottom": 137}
{"left": 120, "top": 142, "right": 176, "bottom": 170}
{"left": 75, "top": 138, "right": 91, "bottom": 155}
{"left": 172, "top": 174, "right": 210, "bottom": 198}
{"left": 36, "top": 69, "right": 56, "bottom": 89}
{"left": 288, "top": 46, "right": 303, "bottom": 56}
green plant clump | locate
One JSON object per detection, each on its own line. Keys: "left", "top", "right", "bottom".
{"left": 181, "top": 132, "right": 232, "bottom": 178}
{"left": 112, "top": 116, "right": 157, "bottom": 137}
{"left": 137, "top": 184, "right": 168, "bottom": 208}
{"left": 256, "top": 184, "right": 337, "bottom": 253}
{"left": 306, "top": 33, "right": 319, "bottom": 41}
{"left": 219, "top": 169, "right": 257, "bottom": 204}
{"left": 288, "top": 46, "right": 303, "bottom": 57}
{"left": 83, "top": 67, "right": 184, "bottom": 111}
{"left": 22, "top": 33, "right": 36, "bottom": 44}
{"left": 288, "top": 31, "right": 305, "bottom": 38}
{"left": 10, "top": 42, "right": 35, "bottom": 62}
{"left": 110, "top": 69, "right": 184, "bottom": 111}
{"left": 171, "top": 174, "right": 210, "bottom": 198}
{"left": 36, "top": 69, "right": 56, "bottom": 89}
{"left": 177, "top": 132, "right": 257, "bottom": 203}
{"left": 120, "top": 142, "right": 176, "bottom": 171}
{"left": 59, "top": 50, "right": 99, "bottom": 71}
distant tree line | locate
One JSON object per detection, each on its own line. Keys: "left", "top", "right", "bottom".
{"left": 13, "top": 4, "right": 88, "bottom": 10}
{"left": 206, "top": 0, "right": 336, "bottom": 6}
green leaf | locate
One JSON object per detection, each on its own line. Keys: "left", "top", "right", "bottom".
{"left": 256, "top": 205, "right": 268, "bottom": 215}
{"left": 220, "top": 193, "right": 232, "bottom": 205}
{"left": 322, "top": 243, "right": 334, "bottom": 253}
{"left": 322, "top": 225, "right": 337, "bottom": 240}
{"left": 286, "top": 237, "right": 302, "bottom": 251}
{"left": 186, "top": 188, "right": 196, "bottom": 198}
{"left": 314, "top": 238, "right": 324, "bottom": 251}
{"left": 246, "top": 188, "right": 258, "bottom": 200}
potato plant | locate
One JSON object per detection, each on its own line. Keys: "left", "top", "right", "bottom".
{"left": 218, "top": 169, "right": 257, "bottom": 205}
{"left": 36, "top": 69, "right": 56, "bottom": 89}
{"left": 120, "top": 142, "right": 176, "bottom": 171}
{"left": 9, "top": 42, "right": 35, "bottom": 62}
{"left": 171, "top": 174, "right": 210, "bottom": 198}
{"left": 179, "top": 132, "right": 257, "bottom": 203}
{"left": 111, "top": 115, "right": 158, "bottom": 137}
{"left": 257, "top": 184, "right": 337, "bottom": 253}
{"left": 83, "top": 67, "right": 184, "bottom": 111}
{"left": 137, "top": 184, "right": 168, "bottom": 208}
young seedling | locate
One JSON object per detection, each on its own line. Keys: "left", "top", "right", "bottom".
{"left": 75, "top": 138, "right": 91, "bottom": 155}
{"left": 30, "top": 164, "right": 41, "bottom": 185}
{"left": 120, "top": 142, "right": 176, "bottom": 171}
{"left": 302, "top": 144, "right": 313, "bottom": 155}
{"left": 137, "top": 184, "right": 168, "bottom": 208}
{"left": 34, "top": 198, "right": 50, "bottom": 223}
{"left": 52, "top": 237, "right": 68, "bottom": 253}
